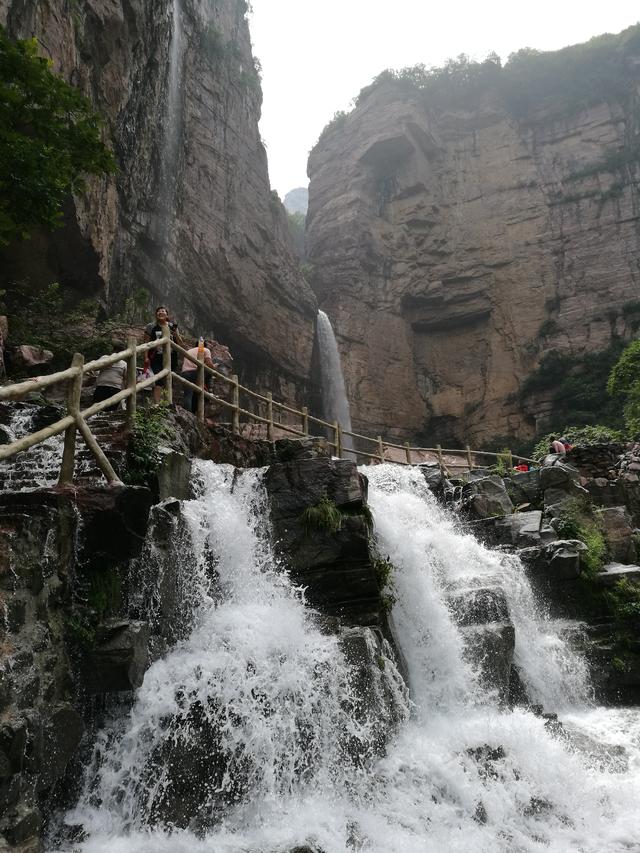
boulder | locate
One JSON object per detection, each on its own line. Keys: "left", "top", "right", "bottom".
{"left": 507, "top": 469, "right": 542, "bottom": 508}
{"left": 448, "top": 586, "right": 509, "bottom": 626}
{"left": 461, "top": 476, "right": 513, "bottom": 519}
{"left": 593, "top": 562, "right": 640, "bottom": 588}
{"left": 86, "top": 620, "right": 150, "bottom": 692}
{"left": 10, "top": 346, "right": 53, "bottom": 373}
{"left": 520, "top": 539, "right": 587, "bottom": 580}
{"left": 265, "top": 454, "right": 380, "bottom": 620}
{"left": 545, "top": 540, "right": 587, "bottom": 580}
{"left": 494, "top": 510, "right": 556, "bottom": 548}
{"left": 596, "top": 507, "right": 636, "bottom": 564}
{"left": 539, "top": 461, "right": 579, "bottom": 490}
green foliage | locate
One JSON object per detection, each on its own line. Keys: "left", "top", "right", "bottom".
{"left": 0, "top": 279, "right": 117, "bottom": 370}
{"left": 300, "top": 496, "right": 343, "bottom": 535}
{"left": 318, "top": 110, "right": 349, "bottom": 141}
{"left": 351, "top": 25, "right": 640, "bottom": 122}
{"left": 490, "top": 448, "right": 512, "bottom": 476}
{"left": 554, "top": 499, "right": 606, "bottom": 577}
{"left": 604, "top": 577, "right": 640, "bottom": 621}
{"left": 88, "top": 569, "right": 121, "bottom": 619}
{"left": 532, "top": 424, "right": 625, "bottom": 461}
{"left": 608, "top": 340, "right": 640, "bottom": 436}
{"left": 65, "top": 614, "right": 96, "bottom": 648}
{"left": 339, "top": 501, "right": 374, "bottom": 532}
{"left": 520, "top": 344, "right": 626, "bottom": 432}
{"left": 124, "top": 405, "right": 170, "bottom": 486}
{"left": 0, "top": 26, "right": 117, "bottom": 246}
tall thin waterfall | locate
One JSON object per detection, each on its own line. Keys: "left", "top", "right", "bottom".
{"left": 57, "top": 462, "right": 640, "bottom": 853}
{"left": 316, "top": 310, "right": 353, "bottom": 445}
{"left": 157, "top": 0, "right": 185, "bottom": 250}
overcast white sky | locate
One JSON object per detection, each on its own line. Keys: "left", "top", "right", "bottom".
{"left": 249, "top": 0, "right": 639, "bottom": 197}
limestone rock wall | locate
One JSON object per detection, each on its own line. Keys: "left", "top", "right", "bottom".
{"left": 0, "top": 0, "right": 317, "bottom": 400}
{"left": 307, "top": 68, "right": 640, "bottom": 445}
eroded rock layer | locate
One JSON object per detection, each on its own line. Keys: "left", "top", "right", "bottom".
{"left": 307, "top": 44, "right": 640, "bottom": 445}
{"left": 0, "top": 0, "right": 316, "bottom": 398}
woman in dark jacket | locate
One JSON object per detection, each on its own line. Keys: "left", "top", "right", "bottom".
{"left": 143, "top": 306, "right": 185, "bottom": 403}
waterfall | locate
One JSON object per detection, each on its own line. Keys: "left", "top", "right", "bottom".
{"left": 316, "top": 310, "right": 353, "bottom": 444}
{"left": 0, "top": 405, "right": 63, "bottom": 491}
{"left": 56, "top": 462, "right": 640, "bottom": 853}
{"left": 156, "top": 0, "right": 185, "bottom": 252}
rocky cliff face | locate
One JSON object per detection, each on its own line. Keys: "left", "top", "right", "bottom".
{"left": 0, "top": 0, "right": 316, "bottom": 399}
{"left": 307, "top": 40, "right": 640, "bottom": 446}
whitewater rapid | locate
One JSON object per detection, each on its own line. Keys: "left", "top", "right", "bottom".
{"left": 54, "top": 462, "right": 640, "bottom": 853}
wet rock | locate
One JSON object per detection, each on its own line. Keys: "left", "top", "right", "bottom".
{"left": 86, "top": 619, "right": 150, "bottom": 693}
{"left": 155, "top": 450, "right": 191, "bottom": 501}
{"left": 73, "top": 485, "right": 153, "bottom": 571}
{"left": 461, "top": 623, "right": 515, "bottom": 703}
{"left": 0, "top": 804, "right": 42, "bottom": 846}
{"left": 559, "top": 724, "right": 628, "bottom": 773}
{"left": 27, "top": 704, "right": 84, "bottom": 791}
{"left": 448, "top": 586, "right": 509, "bottom": 625}
{"left": 338, "top": 626, "right": 408, "bottom": 751}
{"left": 265, "top": 455, "right": 380, "bottom": 621}
{"left": 461, "top": 476, "right": 514, "bottom": 519}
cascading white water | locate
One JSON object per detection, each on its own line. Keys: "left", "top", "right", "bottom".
{"left": 61, "top": 462, "right": 406, "bottom": 850}
{"left": 56, "top": 462, "right": 640, "bottom": 853}
{"left": 0, "top": 406, "right": 63, "bottom": 490}
{"left": 316, "top": 311, "right": 353, "bottom": 446}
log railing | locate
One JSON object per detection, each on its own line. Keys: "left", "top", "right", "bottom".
{"left": 0, "top": 328, "right": 533, "bottom": 485}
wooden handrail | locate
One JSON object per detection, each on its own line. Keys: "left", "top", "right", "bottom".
{"left": 0, "top": 336, "right": 535, "bottom": 484}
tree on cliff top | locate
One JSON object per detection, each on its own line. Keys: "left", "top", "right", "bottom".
{"left": 0, "top": 26, "right": 117, "bottom": 247}
{"left": 608, "top": 340, "right": 640, "bottom": 436}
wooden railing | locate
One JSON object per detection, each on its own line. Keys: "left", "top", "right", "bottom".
{"left": 0, "top": 328, "right": 533, "bottom": 485}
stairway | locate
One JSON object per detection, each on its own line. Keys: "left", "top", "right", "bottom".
{"left": 0, "top": 402, "right": 129, "bottom": 491}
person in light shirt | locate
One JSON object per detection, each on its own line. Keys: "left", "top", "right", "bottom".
{"left": 181, "top": 338, "right": 214, "bottom": 413}
{"left": 93, "top": 341, "right": 127, "bottom": 403}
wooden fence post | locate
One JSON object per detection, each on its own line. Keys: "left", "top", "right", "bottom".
{"left": 162, "top": 325, "right": 172, "bottom": 404}
{"left": 197, "top": 352, "right": 205, "bottom": 424}
{"left": 334, "top": 421, "right": 341, "bottom": 458}
{"left": 267, "top": 392, "right": 274, "bottom": 441}
{"left": 232, "top": 374, "right": 240, "bottom": 434}
{"left": 126, "top": 335, "right": 137, "bottom": 430}
{"left": 404, "top": 442, "right": 412, "bottom": 465}
{"left": 507, "top": 449, "right": 513, "bottom": 471}
{"left": 58, "top": 353, "right": 84, "bottom": 485}
{"left": 466, "top": 445, "right": 473, "bottom": 471}
{"left": 302, "top": 406, "right": 309, "bottom": 436}
{"left": 377, "top": 435, "right": 384, "bottom": 463}
{"left": 76, "top": 415, "right": 122, "bottom": 485}
{"left": 436, "top": 444, "right": 444, "bottom": 476}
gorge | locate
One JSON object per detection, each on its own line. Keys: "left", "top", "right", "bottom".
{"left": 307, "top": 30, "right": 640, "bottom": 447}
{"left": 2, "top": 5, "right": 640, "bottom": 852}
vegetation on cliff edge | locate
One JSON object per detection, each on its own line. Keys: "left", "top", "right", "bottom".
{"left": 0, "top": 26, "right": 117, "bottom": 247}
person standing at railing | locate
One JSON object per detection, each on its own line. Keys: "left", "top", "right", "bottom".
{"left": 92, "top": 340, "right": 127, "bottom": 404}
{"left": 143, "top": 306, "right": 185, "bottom": 403}
{"left": 181, "top": 336, "right": 214, "bottom": 413}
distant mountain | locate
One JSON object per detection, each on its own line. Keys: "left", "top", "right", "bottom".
{"left": 283, "top": 187, "right": 308, "bottom": 215}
